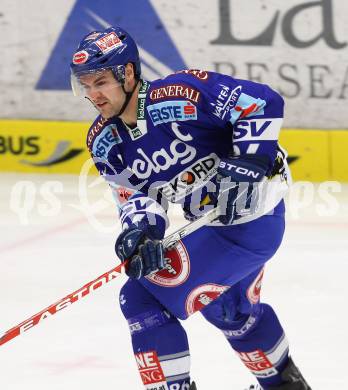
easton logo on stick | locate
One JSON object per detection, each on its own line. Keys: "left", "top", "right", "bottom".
{"left": 0, "top": 263, "right": 125, "bottom": 346}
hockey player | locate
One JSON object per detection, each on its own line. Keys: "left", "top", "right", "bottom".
{"left": 70, "top": 26, "right": 311, "bottom": 390}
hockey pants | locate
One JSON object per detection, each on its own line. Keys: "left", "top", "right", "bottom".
{"left": 119, "top": 201, "right": 290, "bottom": 389}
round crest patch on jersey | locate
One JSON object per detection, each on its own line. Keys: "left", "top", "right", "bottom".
{"left": 73, "top": 50, "right": 89, "bottom": 65}
{"left": 246, "top": 267, "right": 265, "bottom": 305}
{"left": 145, "top": 241, "right": 190, "bottom": 287}
{"left": 185, "top": 283, "right": 230, "bottom": 316}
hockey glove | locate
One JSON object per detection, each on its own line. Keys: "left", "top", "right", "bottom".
{"left": 212, "top": 154, "right": 270, "bottom": 225}
{"left": 115, "top": 225, "right": 165, "bottom": 280}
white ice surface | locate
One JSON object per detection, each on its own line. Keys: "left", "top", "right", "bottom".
{"left": 0, "top": 174, "right": 347, "bottom": 390}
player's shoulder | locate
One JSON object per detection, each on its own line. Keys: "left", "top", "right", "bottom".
{"left": 147, "top": 69, "right": 240, "bottom": 109}
{"left": 86, "top": 115, "right": 121, "bottom": 153}
{"left": 148, "top": 70, "right": 280, "bottom": 98}
{"left": 147, "top": 70, "right": 207, "bottom": 104}
{"left": 149, "top": 69, "right": 233, "bottom": 89}
{"left": 147, "top": 70, "right": 260, "bottom": 102}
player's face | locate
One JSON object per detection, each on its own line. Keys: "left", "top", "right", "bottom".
{"left": 79, "top": 70, "right": 125, "bottom": 118}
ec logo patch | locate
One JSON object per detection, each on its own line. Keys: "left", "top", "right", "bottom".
{"left": 185, "top": 283, "right": 229, "bottom": 316}
{"left": 146, "top": 241, "right": 190, "bottom": 287}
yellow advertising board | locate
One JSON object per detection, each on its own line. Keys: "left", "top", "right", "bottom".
{"left": 0, "top": 120, "right": 94, "bottom": 174}
{"left": 0, "top": 119, "right": 347, "bottom": 181}
{"left": 279, "top": 129, "right": 348, "bottom": 182}
{"left": 279, "top": 130, "right": 330, "bottom": 182}
{"left": 330, "top": 130, "right": 348, "bottom": 182}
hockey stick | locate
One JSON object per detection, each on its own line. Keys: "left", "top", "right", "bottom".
{"left": 0, "top": 205, "right": 220, "bottom": 347}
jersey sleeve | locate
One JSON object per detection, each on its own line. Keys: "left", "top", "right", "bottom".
{"left": 207, "top": 73, "right": 284, "bottom": 171}
{"left": 174, "top": 70, "right": 285, "bottom": 172}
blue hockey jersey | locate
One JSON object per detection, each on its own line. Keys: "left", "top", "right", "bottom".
{"left": 86, "top": 70, "right": 291, "bottom": 233}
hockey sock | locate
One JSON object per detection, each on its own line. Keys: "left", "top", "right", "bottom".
{"left": 120, "top": 279, "right": 191, "bottom": 389}
{"left": 225, "top": 304, "right": 290, "bottom": 389}
{"left": 130, "top": 311, "right": 191, "bottom": 390}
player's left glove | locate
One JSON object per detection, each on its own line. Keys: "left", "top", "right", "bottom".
{"left": 212, "top": 154, "right": 270, "bottom": 225}
{"left": 115, "top": 225, "right": 165, "bottom": 280}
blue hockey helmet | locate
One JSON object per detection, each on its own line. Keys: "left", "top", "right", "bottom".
{"left": 70, "top": 26, "right": 141, "bottom": 96}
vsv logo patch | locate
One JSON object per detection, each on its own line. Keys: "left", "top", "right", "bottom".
{"left": 233, "top": 118, "right": 283, "bottom": 141}
{"left": 36, "top": 0, "right": 187, "bottom": 90}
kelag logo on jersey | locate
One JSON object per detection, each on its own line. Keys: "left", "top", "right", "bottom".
{"left": 36, "top": 0, "right": 187, "bottom": 90}
{"left": 147, "top": 101, "right": 197, "bottom": 126}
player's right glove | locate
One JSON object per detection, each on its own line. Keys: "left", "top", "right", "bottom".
{"left": 115, "top": 225, "right": 166, "bottom": 280}
{"left": 211, "top": 154, "right": 270, "bottom": 225}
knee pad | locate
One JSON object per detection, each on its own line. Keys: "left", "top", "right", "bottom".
{"left": 119, "top": 278, "right": 165, "bottom": 317}
{"left": 202, "top": 287, "right": 263, "bottom": 339}
{"left": 127, "top": 309, "right": 174, "bottom": 335}
{"left": 119, "top": 279, "right": 174, "bottom": 335}
{"left": 201, "top": 286, "right": 249, "bottom": 325}
{"left": 221, "top": 307, "right": 262, "bottom": 340}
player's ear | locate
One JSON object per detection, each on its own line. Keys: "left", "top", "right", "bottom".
{"left": 125, "top": 63, "right": 135, "bottom": 81}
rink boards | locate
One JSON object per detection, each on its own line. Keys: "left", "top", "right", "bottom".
{"left": 0, "top": 119, "right": 347, "bottom": 181}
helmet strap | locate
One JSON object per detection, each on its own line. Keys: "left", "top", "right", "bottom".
{"left": 116, "top": 78, "right": 139, "bottom": 117}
